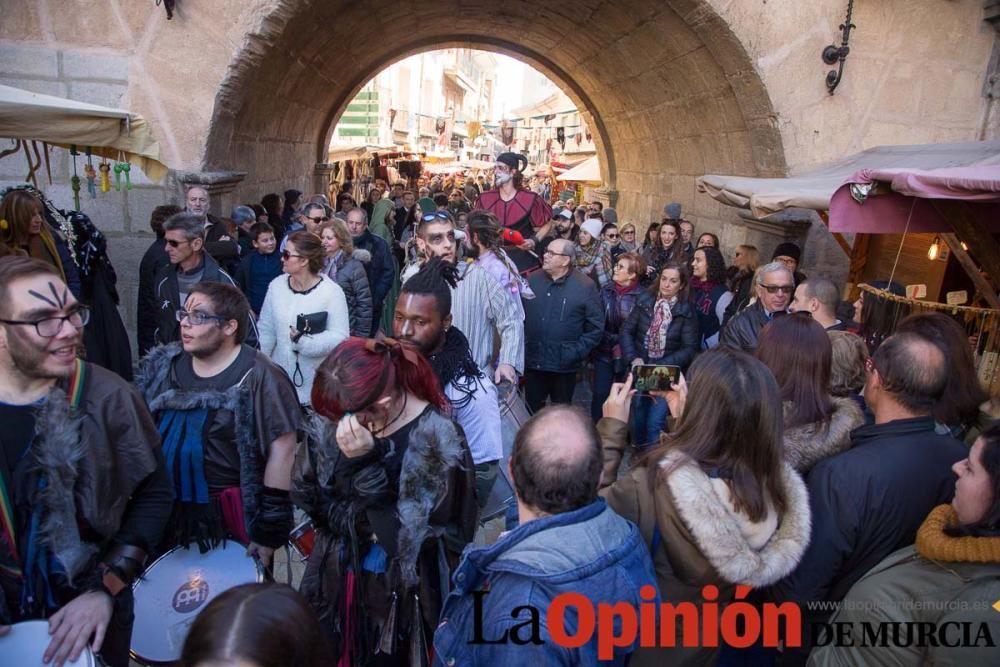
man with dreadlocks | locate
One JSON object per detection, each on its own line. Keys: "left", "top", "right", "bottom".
{"left": 394, "top": 257, "right": 503, "bottom": 511}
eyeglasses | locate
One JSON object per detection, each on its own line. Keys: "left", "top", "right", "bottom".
{"left": 543, "top": 250, "right": 569, "bottom": 257}
{"left": 165, "top": 238, "right": 191, "bottom": 248}
{"left": 175, "top": 309, "right": 228, "bottom": 325}
{"left": 307, "top": 216, "right": 329, "bottom": 223}
{"left": 760, "top": 284, "right": 795, "bottom": 295}
{"left": 421, "top": 211, "right": 451, "bottom": 222}
{"left": 281, "top": 250, "right": 304, "bottom": 260}
{"left": 0, "top": 306, "right": 90, "bottom": 337}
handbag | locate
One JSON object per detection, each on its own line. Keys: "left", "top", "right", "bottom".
{"left": 291, "top": 312, "right": 328, "bottom": 388}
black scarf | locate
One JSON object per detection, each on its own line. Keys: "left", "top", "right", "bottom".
{"left": 426, "top": 328, "right": 484, "bottom": 409}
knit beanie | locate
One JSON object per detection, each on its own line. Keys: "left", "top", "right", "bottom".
{"left": 663, "top": 202, "right": 682, "bottom": 220}
{"left": 580, "top": 219, "right": 603, "bottom": 240}
{"left": 771, "top": 242, "right": 802, "bottom": 262}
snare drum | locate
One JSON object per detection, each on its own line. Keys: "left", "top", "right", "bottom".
{"left": 0, "top": 620, "right": 95, "bottom": 666}
{"left": 130, "top": 540, "right": 263, "bottom": 665}
{"left": 288, "top": 519, "right": 316, "bottom": 559}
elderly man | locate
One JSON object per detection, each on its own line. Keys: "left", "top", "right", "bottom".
{"left": 790, "top": 277, "right": 846, "bottom": 330}
{"left": 433, "top": 405, "right": 657, "bottom": 665}
{"left": 184, "top": 186, "right": 239, "bottom": 273}
{"left": 522, "top": 238, "right": 604, "bottom": 413}
{"left": 719, "top": 261, "right": 792, "bottom": 354}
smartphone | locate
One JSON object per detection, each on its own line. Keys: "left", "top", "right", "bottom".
{"left": 631, "top": 364, "right": 681, "bottom": 392}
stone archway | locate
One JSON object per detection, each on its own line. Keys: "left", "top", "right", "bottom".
{"left": 203, "top": 0, "right": 786, "bottom": 228}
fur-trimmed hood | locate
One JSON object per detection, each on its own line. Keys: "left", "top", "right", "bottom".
{"left": 783, "top": 396, "right": 865, "bottom": 473}
{"left": 659, "top": 449, "right": 811, "bottom": 588}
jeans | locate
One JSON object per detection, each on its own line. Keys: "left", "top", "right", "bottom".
{"left": 524, "top": 369, "right": 577, "bottom": 414}
{"left": 590, "top": 357, "right": 619, "bottom": 422}
{"left": 630, "top": 393, "right": 669, "bottom": 448}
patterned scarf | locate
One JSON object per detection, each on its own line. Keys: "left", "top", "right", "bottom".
{"left": 644, "top": 297, "right": 676, "bottom": 359}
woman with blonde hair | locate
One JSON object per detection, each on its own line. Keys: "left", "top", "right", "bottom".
{"left": 0, "top": 188, "right": 81, "bottom": 297}
{"left": 318, "top": 219, "right": 373, "bottom": 337}
{"left": 724, "top": 244, "right": 761, "bottom": 323}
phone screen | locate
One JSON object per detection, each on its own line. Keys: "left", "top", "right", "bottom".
{"left": 631, "top": 364, "right": 680, "bottom": 392}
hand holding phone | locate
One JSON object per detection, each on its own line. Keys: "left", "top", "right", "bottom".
{"left": 630, "top": 364, "right": 680, "bottom": 393}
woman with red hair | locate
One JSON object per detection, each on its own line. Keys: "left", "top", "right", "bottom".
{"left": 291, "top": 336, "right": 477, "bottom": 666}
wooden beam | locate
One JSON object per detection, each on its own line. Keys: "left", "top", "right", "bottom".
{"left": 832, "top": 233, "right": 853, "bottom": 257}
{"left": 932, "top": 200, "right": 1000, "bottom": 297}
{"left": 848, "top": 233, "right": 870, "bottom": 284}
{"left": 940, "top": 233, "right": 1000, "bottom": 310}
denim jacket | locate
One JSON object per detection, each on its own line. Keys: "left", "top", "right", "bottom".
{"left": 433, "top": 499, "right": 659, "bottom": 666}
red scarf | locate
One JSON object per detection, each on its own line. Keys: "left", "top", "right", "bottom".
{"left": 613, "top": 279, "right": 637, "bottom": 295}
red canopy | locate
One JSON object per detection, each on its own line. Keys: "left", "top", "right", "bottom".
{"left": 829, "top": 166, "right": 1000, "bottom": 233}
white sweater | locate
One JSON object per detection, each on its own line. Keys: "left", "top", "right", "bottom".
{"left": 258, "top": 274, "right": 349, "bottom": 405}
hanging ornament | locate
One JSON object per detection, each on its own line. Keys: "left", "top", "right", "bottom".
{"left": 99, "top": 160, "right": 111, "bottom": 193}
{"left": 69, "top": 145, "right": 81, "bottom": 210}
{"left": 121, "top": 161, "right": 132, "bottom": 189}
{"left": 84, "top": 147, "right": 96, "bottom": 198}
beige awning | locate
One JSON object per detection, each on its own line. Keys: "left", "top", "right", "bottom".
{"left": 697, "top": 140, "right": 1000, "bottom": 218}
{"left": 0, "top": 83, "right": 169, "bottom": 181}
{"left": 556, "top": 155, "right": 602, "bottom": 183}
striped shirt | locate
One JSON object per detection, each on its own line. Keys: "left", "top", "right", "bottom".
{"left": 401, "top": 261, "right": 525, "bottom": 374}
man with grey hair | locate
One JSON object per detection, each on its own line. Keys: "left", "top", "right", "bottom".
{"left": 150, "top": 212, "right": 258, "bottom": 351}
{"left": 346, "top": 206, "right": 394, "bottom": 335}
{"left": 720, "top": 261, "right": 793, "bottom": 353}
{"left": 185, "top": 186, "right": 239, "bottom": 273}
{"left": 790, "top": 277, "right": 846, "bottom": 330}
{"left": 522, "top": 238, "right": 604, "bottom": 413}
{"left": 278, "top": 202, "right": 328, "bottom": 252}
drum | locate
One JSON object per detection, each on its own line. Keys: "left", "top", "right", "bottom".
{"left": 0, "top": 620, "right": 95, "bottom": 666}
{"left": 130, "top": 540, "right": 263, "bottom": 665}
{"left": 288, "top": 519, "right": 316, "bottom": 560}
{"left": 481, "top": 382, "right": 532, "bottom": 520}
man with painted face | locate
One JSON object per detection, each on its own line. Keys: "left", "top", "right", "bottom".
{"left": 0, "top": 256, "right": 173, "bottom": 667}
{"left": 475, "top": 152, "right": 553, "bottom": 274}
{"left": 400, "top": 211, "right": 524, "bottom": 385}
{"left": 394, "top": 257, "right": 503, "bottom": 511}
{"left": 135, "top": 281, "right": 300, "bottom": 568}
{"left": 719, "top": 261, "right": 793, "bottom": 354}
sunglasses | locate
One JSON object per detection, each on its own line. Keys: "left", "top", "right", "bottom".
{"left": 307, "top": 216, "right": 329, "bottom": 223}
{"left": 761, "top": 284, "right": 794, "bottom": 295}
{"left": 606, "top": 233, "right": 619, "bottom": 239}
{"left": 421, "top": 211, "right": 451, "bottom": 222}
{"left": 281, "top": 250, "right": 304, "bottom": 260}
{"left": 165, "top": 238, "right": 190, "bottom": 248}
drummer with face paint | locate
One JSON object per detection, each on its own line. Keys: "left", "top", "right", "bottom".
{"left": 133, "top": 282, "right": 301, "bottom": 568}
{"left": 393, "top": 257, "right": 504, "bottom": 512}
{"left": 0, "top": 256, "right": 173, "bottom": 667}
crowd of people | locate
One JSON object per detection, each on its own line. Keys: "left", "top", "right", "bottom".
{"left": 0, "top": 151, "right": 997, "bottom": 667}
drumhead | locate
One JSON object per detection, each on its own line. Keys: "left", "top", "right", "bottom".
{"left": 130, "top": 540, "right": 263, "bottom": 665}
{"left": 0, "top": 620, "right": 95, "bottom": 666}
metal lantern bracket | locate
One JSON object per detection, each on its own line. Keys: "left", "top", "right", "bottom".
{"left": 822, "top": 0, "right": 856, "bottom": 94}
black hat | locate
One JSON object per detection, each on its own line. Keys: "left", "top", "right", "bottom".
{"left": 495, "top": 152, "right": 528, "bottom": 172}
{"left": 772, "top": 242, "right": 802, "bottom": 263}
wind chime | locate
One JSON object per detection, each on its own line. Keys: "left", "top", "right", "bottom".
{"left": 68, "top": 146, "right": 132, "bottom": 210}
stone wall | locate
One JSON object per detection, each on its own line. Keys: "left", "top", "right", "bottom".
{"left": 1, "top": 0, "right": 996, "bottom": 352}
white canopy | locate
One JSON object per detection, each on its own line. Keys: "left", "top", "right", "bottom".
{"left": 697, "top": 140, "right": 1000, "bottom": 218}
{"left": 556, "top": 155, "right": 602, "bottom": 183}
{"left": 0, "top": 84, "right": 168, "bottom": 181}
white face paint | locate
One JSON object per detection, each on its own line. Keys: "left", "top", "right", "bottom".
{"left": 494, "top": 171, "right": 512, "bottom": 186}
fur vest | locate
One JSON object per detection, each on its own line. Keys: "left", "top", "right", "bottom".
{"left": 783, "top": 396, "right": 865, "bottom": 472}
{"left": 134, "top": 344, "right": 266, "bottom": 536}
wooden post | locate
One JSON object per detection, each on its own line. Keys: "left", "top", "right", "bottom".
{"left": 932, "top": 200, "right": 1000, "bottom": 298}
{"left": 940, "top": 233, "right": 1000, "bottom": 310}
{"left": 848, "top": 233, "right": 870, "bottom": 284}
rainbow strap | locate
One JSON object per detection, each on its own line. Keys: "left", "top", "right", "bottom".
{"left": 0, "top": 359, "right": 85, "bottom": 577}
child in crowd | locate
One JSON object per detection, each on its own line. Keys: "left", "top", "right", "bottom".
{"left": 235, "top": 222, "right": 282, "bottom": 317}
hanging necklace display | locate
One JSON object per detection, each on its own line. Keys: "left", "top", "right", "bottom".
{"left": 99, "top": 159, "right": 111, "bottom": 193}
{"left": 69, "top": 145, "right": 81, "bottom": 210}
{"left": 84, "top": 147, "right": 97, "bottom": 199}
{"left": 113, "top": 151, "right": 131, "bottom": 191}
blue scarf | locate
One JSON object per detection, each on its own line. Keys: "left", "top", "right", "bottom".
{"left": 158, "top": 408, "right": 211, "bottom": 504}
